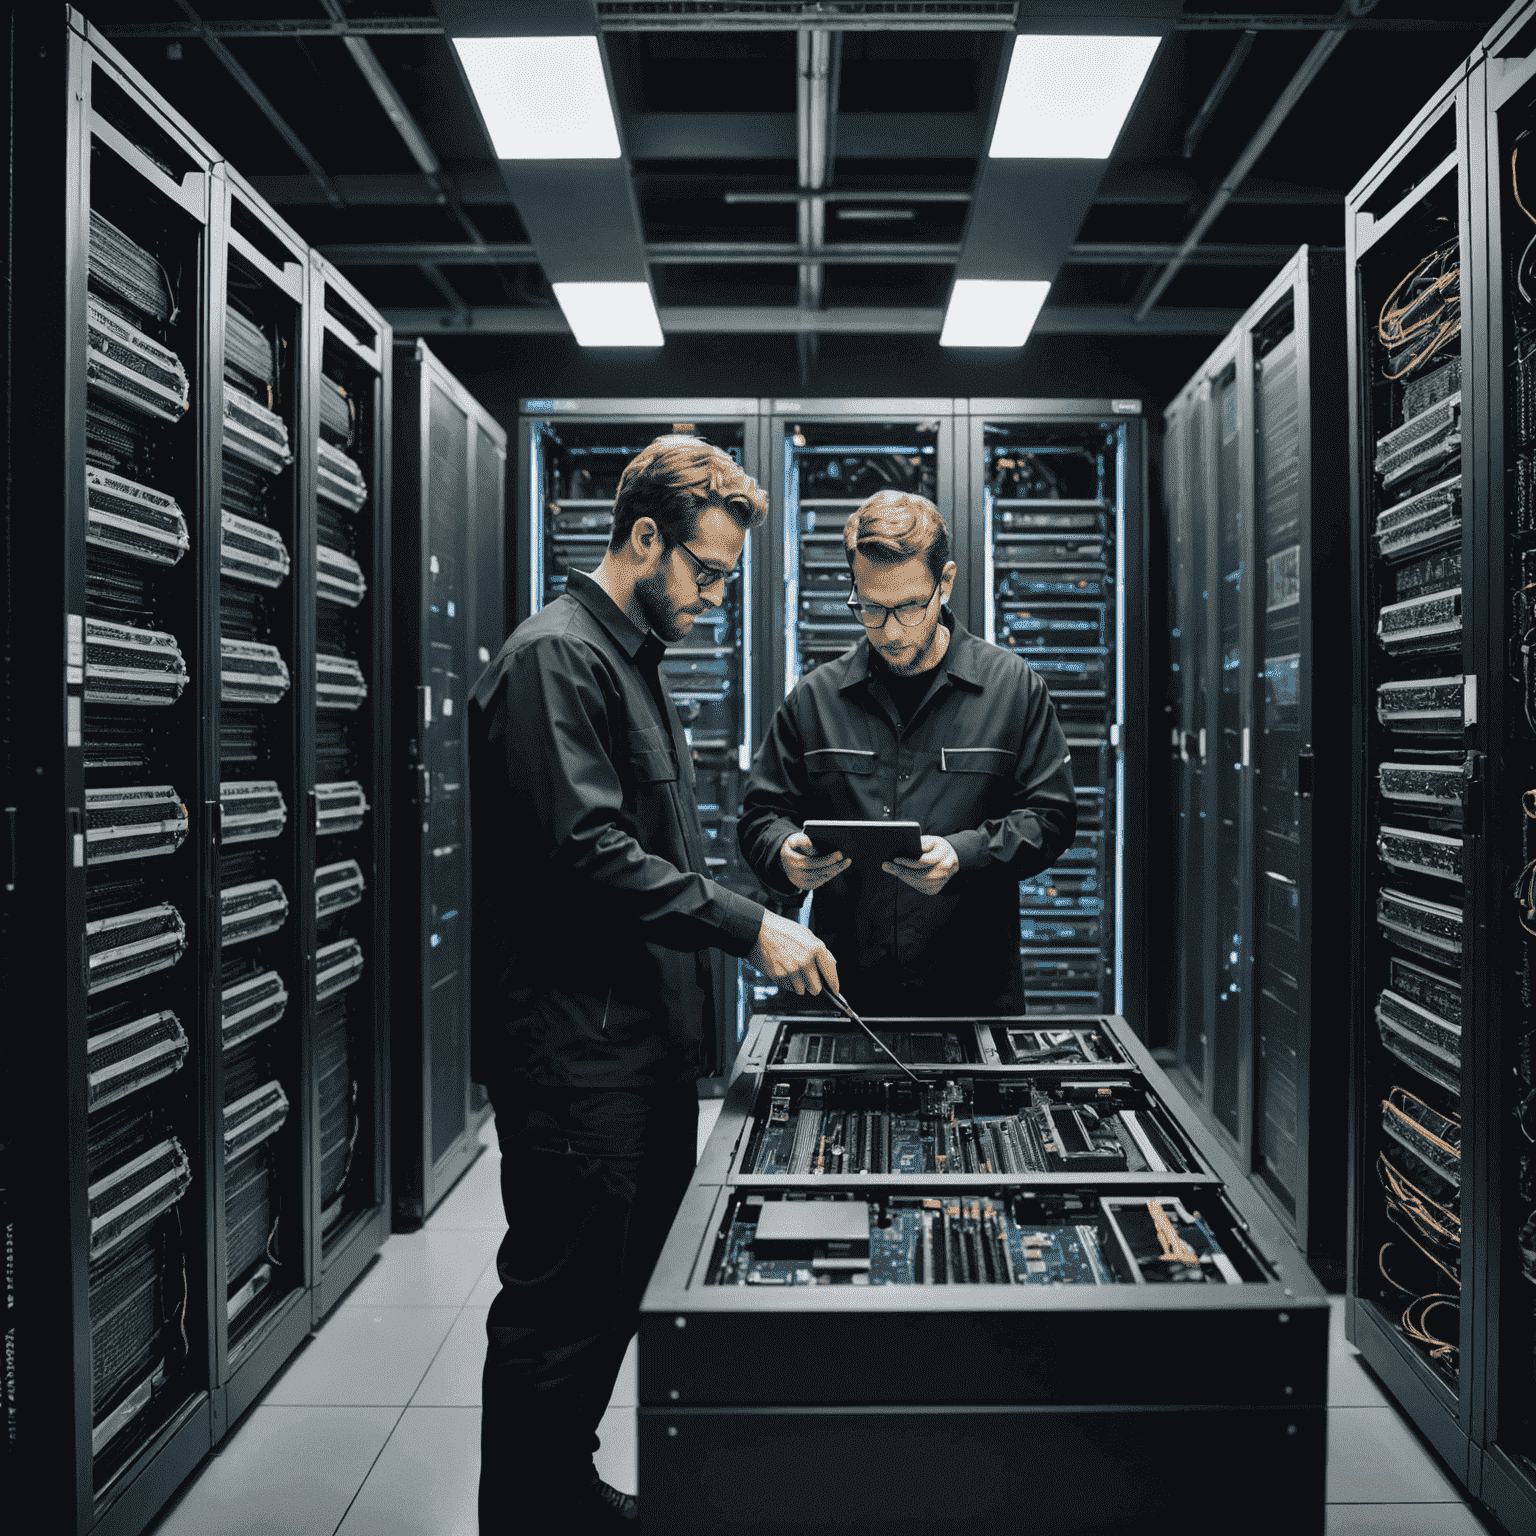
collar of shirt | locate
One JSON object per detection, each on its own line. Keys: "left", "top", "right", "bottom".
{"left": 838, "top": 607, "right": 987, "bottom": 699}
{"left": 566, "top": 568, "right": 666, "bottom": 668}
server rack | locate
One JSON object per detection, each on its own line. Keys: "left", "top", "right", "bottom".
{"left": 639, "top": 1012, "right": 1330, "bottom": 1534}
{"left": 514, "top": 400, "right": 766, "bottom": 1075}
{"left": 4, "top": 14, "right": 222, "bottom": 1530}
{"left": 1161, "top": 253, "right": 1350, "bottom": 1282}
{"left": 962, "top": 399, "right": 1148, "bottom": 1024}
{"left": 393, "top": 341, "right": 505, "bottom": 1226}
{"left": 1347, "top": 52, "right": 1482, "bottom": 1493}
{"left": 304, "top": 256, "right": 391, "bottom": 1321}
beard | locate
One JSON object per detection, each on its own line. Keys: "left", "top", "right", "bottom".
{"left": 878, "top": 613, "right": 943, "bottom": 675}
{"left": 634, "top": 566, "right": 697, "bottom": 643}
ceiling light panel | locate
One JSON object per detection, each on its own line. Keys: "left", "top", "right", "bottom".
{"left": 990, "top": 34, "right": 1160, "bottom": 160}
{"left": 452, "top": 35, "right": 621, "bottom": 160}
{"left": 940, "top": 279, "right": 1051, "bottom": 348}
{"left": 552, "top": 282, "right": 664, "bottom": 347}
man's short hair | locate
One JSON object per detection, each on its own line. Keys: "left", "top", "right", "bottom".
{"left": 843, "top": 489, "right": 951, "bottom": 583}
{"left": 610, "top": 435, "right": 768, "bottom": 552}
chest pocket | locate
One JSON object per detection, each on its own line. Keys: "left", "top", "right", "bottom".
{"left": 628, "top": 727, "right": 678, "bottom": 784}
{"left": 941, "top": 746, "right": 1013, "bottom": 776}
{"left": 806, "top": 747, "right": 877, "bottom": 776}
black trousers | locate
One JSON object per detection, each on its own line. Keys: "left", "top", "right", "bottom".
{"left": 478, "top": 1076, "right": 698, "bottom": 1530}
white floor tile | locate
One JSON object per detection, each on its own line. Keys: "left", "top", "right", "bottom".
{"left": 1327, "top": 1502, "right": 1488, "bottom": 1534}
{"left": 263, "top": 1308, "right": 459, "bottom": 1407}
{"left": 1329, "top": 1349, "right": 1391, "bottom": 1409}
{"left": 609, "top": 1335, "right": 638, "bottom": 1409}
{"left": 425, "top": 1152, "right": 507, "bottom": 1233}
{"left": 151, "top": 1406, "right": 401, "bottom": 1536}
{"left": 412, "top": 1308, "right": 490, "bottom": 1407}
{"left": 593, "top": 1404, "right": 637, "bottom": 1497}
{"left": 334, "top": 1407, "right": 480, "bottom": 1536}
{"left": 343, "top": 1228, "right": 503, "bottom": 1308}
{"left": 467, "top": 1253, "right": 502, "bottom": 1308}
{"left": 1326, "top": 1407, "right": 1463, "bottom": 1504}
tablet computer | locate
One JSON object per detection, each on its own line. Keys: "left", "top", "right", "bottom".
{"left": 803, "top": 819, "right": 922, "bottom": 868}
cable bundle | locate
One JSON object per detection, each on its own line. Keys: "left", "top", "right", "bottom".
{"left": 1378, "top": 229, "right": 1460, "bottom": 381}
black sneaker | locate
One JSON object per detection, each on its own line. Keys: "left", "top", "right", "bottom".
{"left": 588, "top": 1470, "right": 639, "bottom": 1526}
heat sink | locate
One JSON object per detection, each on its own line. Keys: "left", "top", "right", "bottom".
{"left": 220, "top": 780, "right": 288, "bottom": 844}
{"left": 87, "top": 1135, "right": 193, "bottom": 1260}
{"left": 316, "top": 937, "right": 364, "bottom": 1000}
{"left": 224, "top": 307, "right": 274, "bottom": 392}
{"left": 221, "top": 510, "right": 291, "bottom": 588}
{"left": 221, "top": 964, "right": 289, "bottom": 1051}
{"left": 85, "top": 900, "right": 187, "bottom": 993}
{"left": 86, "top": 467, "right": 189, "bottom": 567}
{"left": 317, "top": 438, "right": 368, "bottom": 512}
{"left": 86, "top": 1007, "right": 189, "bottom": 1111}
{"left": 88, "top": 210, "right": 173, "bottom": 323}
{"left": 316, "top": 859, "right": 366, "bottom": 918}
{"left": 87, "top": 297, "right": 189, "bottom": 422}
{"left": 224, "top": 1080, "right": 290, "bottom": 1161}
{"left": 221, "top": 877, "right": 289, "bottom": 947}
{"left": 223, "top": 387, "right": 292, "bottom": 477}
{"left": 85, "top": 617, "right": 188, "bottom": 707}
{"left": 221, "top": 637, "right": 291, "bottom": 705}
{"left": 318, "top": 373, "right": 355, "bottom": 445}
{"left": 316, "top": 653, "right": 367, "bottom": 711}
{"left": 315, "top": 779, "right": 369, "bottom": 837}
{"left": 84, "top": 785, "right": 189, "bottom": 864}
{"left": 317, "top": 543, "right": 367, "bottom": 606}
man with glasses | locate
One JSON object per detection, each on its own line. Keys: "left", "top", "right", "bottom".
{"left": 468, "top": 436, "right": 838, "bottom": 1532}
{"left": 740, "top": 487, "right": 1076, "bottom": 1018}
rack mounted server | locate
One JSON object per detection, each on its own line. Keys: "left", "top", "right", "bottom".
{"left": 641, "top": 1012, "right": 1327, "bottom": 1534}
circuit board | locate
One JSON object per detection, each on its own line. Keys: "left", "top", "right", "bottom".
{"left": 774, "top": 1030, "right": 967, "bottom": 1066}
{"left": 710, "top": 1197, "right": 1113, "bottom": 1287}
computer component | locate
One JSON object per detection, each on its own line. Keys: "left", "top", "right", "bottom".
{"left": 1389, "top": 956, "right": 1461, "bottom": 1025}
{"left": 220, "top": 877, "right": 289, "bottom": 947}
{"left": 316, "top": 859, "right": 365, "bottom": 918}
{"left": 220, "top": 707, "right": 262, "bottom": 767}
{"left": 1377, "top": 588, "right": 1462, "bottom": 654}
{"left": 224, "top": 1080, "right": 290, "bottom": 1162}
{"left": 222, "top": 386, "right": 291, "bottom": 478}
{"left": 85, "top": 899, "right": 187, "bottom": 993}
{"left": 315, "top": 779, "right": 369, "bottom": 837}
{"left": 85, "top": 617, "right": 188, "bottom": 707}
{"left": 1102, "top": 1196, "right": 1245, "bottom": 1285}
{"left": 1377, "top": 990, "right": 1461, "bottom": 1094}
{"left": 88, "top": 210, "right": 173, "bottom": 323}
{"left": 991, "top": 536, "right": 1106, "bottom": 572}
{"left": 317, "top": 997, "right": 356, "bottom": 1222}
{"left": 316, "top": 653, "right": 368, "bottom": 710}
{"left": 316, "top": 543, "right": 367, "bottom": 606}
{"left": 1401, "top": 357, "right": 1461, "bottom": 419}
{"left": 1376, "top": 825, "right": 1464, "bottom": 882}
{"left": 224, "top": 1146, "right": 274, "bottom": 1291}
{"left": 317, "top": 502, "right": 356, "bottom": 560}
{"left": 88, "top": 1134, "right": 192, "bottom": 1260}
{"left": 223, "top": 307, "right": 274, "bottom": 394}
{"left": 1377, "top": 238, "right": 1459, "bottom": 381}
{"left": 1009, "top": 653, "right": 1108, "bottom": 699}
{"left": 1374, "top": 393, "right": 1462, "bottom": 490}
{"left": 997, "top": 605, "right": 1108, "bottom": 648}
{"left": 1373, "top": 474, "right": 1461, "bottom": 562}
{"left": 220, "top": 637, "right": 290, "bottom": 706}
{"left": 220, "top": 510, "right": 290, "bottom": 589}
{"left": 89, "top": 1229, "right": 167, "bottom": 1447}
{"left": 743, "top": 1074, "right": 1185, "bottom": 1178}
{"left": 774, "top": 1029, "right": 968, "bottom": 1066}
{"left": 220, "top": 780, "right": 287, "bottom": 844}
{"left": 1376, "top": 675, "right": 1465, "bottom": 734}
{"left": 317, "top": 438, "right": 368, "bottom": 512}
{"left": 1376, "top": 886, "right": 1463, "bottom": 963}
{"left": 86, "top": 1005, "right": 188, "bottom": 1110}
{"left": 86, "top": 467, "right": 188, "bottom": 567}
{"left": 221, "top": 455, "right": 270, "bottom": 521}
{"left": 87, "top": 400, "right": 148, "bottom": 474}
{"left": 1382, "top": 1086, "right": 1460, "bottom": 1187}
{"left": 318, "top": 373, "right": 355, "bottom": 445}
{"left": 86, "top": 297, "right": 189, "bottom": 422}
{"left": 1003, "top": 1027, "right": 1116, "bottom": 1064}
{"left": 1378, "top": 760, "right": 1466, "bottom": 816}
{"left": 316, "top": 937, "right": 364, "bottom": 1000}
{"left": 84, "top": 785, "right": 188, "bottom": 864}
{"left": 1393, "top": 546, "right": 1461, "bottom": 601}
{"left": 221, "top": 963, "right": 288, "bottom": 1051}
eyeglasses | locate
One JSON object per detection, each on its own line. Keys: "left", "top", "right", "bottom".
{"left": 846, "top": 579, "right": 941, "bottom": 629}
{"left": 675, "top": 539, "right": 741, "bottom": 592}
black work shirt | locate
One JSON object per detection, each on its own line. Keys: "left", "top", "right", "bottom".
{"left": 468, "top": 570, "right": 766, "bottom": 1088}
{"left": 738, "top": 612, "right": 1077, "bottom": 1016}
{"left": 873, "top": 650, "right": 937, "bottom": 729}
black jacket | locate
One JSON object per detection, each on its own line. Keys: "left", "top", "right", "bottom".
{"left": 468, "top": 570, "right": 765, "bottom": 1088}
{"left": 738, "top": 613, "right": 1076, "bottom": 1015}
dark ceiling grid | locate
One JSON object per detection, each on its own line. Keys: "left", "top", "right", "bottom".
{"left": 91, "top": 0, "right": 1506, "bottom": 389}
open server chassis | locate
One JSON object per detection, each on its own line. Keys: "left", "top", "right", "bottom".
{"left": 639, "top": 1012, "right": 1328, "bottom": 1534}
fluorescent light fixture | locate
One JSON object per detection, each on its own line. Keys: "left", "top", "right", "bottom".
{"left": 452, "top": 35, "right": 621, "bottom": 159}
{"left": 940, "top": 279, "right": 1050, "bottom": 348}
{"left": 990, "top": 34, "right": 1160, "bottom": 159}
{"left": 552, "top": 282, "right": 664, "bottom": 347}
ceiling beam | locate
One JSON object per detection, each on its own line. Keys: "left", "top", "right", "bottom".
{"left": 316, "top": 239, "right": 1298, "bottom": 268}
{"left": 624, "top": 112, "right": 984, "bottom": 161}
{"left": 380, "top": 304, "right": 1241, "bottom": 336}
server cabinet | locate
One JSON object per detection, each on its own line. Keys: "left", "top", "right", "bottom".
{"left": 639, "top": 1012, "right": 1329, "bottom": 1535}
{"left": 514, "top": 399, "right": 765, "bottom": 1074}
{"left": 4, "top": 14, "right": 222, "bottom": 1530}
{"left": 304, "top": 258, "right": 391, "bottom": 1321}
{"left": 393, "top": 342, "right": 505, "bottom": 1226}
{"left": 1161, "top": 253, "right": 1350, "bottom": 1282}
{"left": 962, "top": 400, "right": 1148, "bottom": 1024}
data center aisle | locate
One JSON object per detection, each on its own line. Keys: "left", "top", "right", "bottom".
{"left": 146, "top": 1094, "right": 1488, "bottom": 1536}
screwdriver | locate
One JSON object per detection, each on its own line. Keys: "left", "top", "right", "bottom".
{"left": 825, "top": 989, "right": 921, "bottom": 1084}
